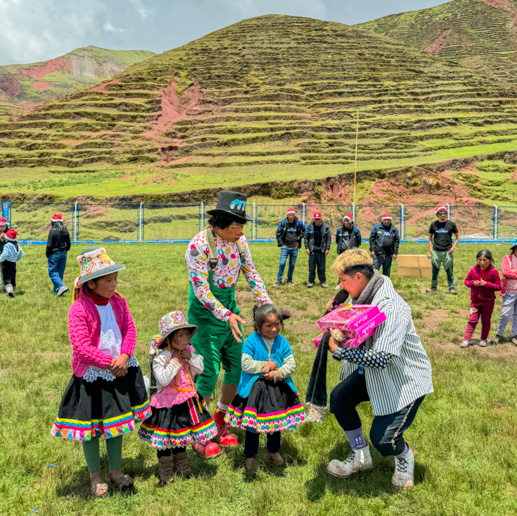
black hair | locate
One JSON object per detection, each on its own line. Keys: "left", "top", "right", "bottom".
{"left": 476, "top": 250, "right": 494, "bottom": 264}
{"left": 157, "top": 328, "right": 194, "bottom": 349}
{"left": 253, "top": 303, "right": 286, "bottom": 333}
{"left": 343, "top": 263, "right": 375, "bottom": 280}
{"left": 209, "top": 213, "right": 247, "bottom": 229}
{"left": 81, "top": 278, "right": 99, "bottom": 295}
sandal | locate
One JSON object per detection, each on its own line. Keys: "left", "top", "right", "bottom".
{"left": 110, "top": 474, "right": 134, "bottom": 492}
{"left": 91, "top": 482, "right": 109, "bottom": 498}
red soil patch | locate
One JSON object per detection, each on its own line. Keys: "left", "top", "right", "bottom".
{"left": 60, "top": 139, "right": 85, "bottom": 146}
{"left": 425, "top": 29, "right": 453, "bottom": 54}
{"left": 84, "top": 205, "right": 108, "bottom": 217}
{"left": 0, "top": 75, "right": 22, "bottom": 100}
{"left": 110, "top": 173, "right": 132, "bottom": 181}
{"left": 512, "top": 167, "right": 517, "bottom": 180}
{"left": 32, "top": 81, "right": 51, "bottom": 91}
{"left": 19, "top": 57, "right": 64, "bottom": 79}
{"left": 479, "top": 0, "right": 510, "bottom": 8}
{"left": 89, "top": 79, "right": 121, "bottom": 93}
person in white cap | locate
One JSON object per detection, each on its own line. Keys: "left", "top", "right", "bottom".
{"left": 273, "top": 208, "right": 304, "bottom": 287}
{"left": 426, "top": 206, "right": 459, "bottom": 295}
{"left": 47, "top": 213, "right": 71, "bottom": 296}
{"left": 369, "top": 213, "right": 399, "bottom": 278}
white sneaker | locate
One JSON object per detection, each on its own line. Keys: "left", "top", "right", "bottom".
{"left": 460, "top": 340, "right": 470, "bottom": 348}
{"left": 327, "top": 446, "right": 372, "bottom": 478}
{"left": 57, "top": 285, "right": 69, "bottom": 296}
{"left": 392, "top": 447, "right": 415, "bottom": 489}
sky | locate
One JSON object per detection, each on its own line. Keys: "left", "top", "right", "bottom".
{"left": 0, "top": 0, "right": 448, "bottom": 65}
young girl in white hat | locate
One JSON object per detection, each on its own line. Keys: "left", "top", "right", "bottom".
{"left": 51, "top": 247, "right": 151, "bottom": 497}
{"left": 139, "top": 311, "right": 219, "bottom": 484}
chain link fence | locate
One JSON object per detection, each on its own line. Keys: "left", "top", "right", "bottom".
{"left": 1, "top": 201, "right": 509, "bottom": 243}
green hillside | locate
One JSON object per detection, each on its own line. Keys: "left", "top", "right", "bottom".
{"left": 0, "top": 46, "right": 154, "bottom": 106}
{"left": 1, "top": 14, "right": 517, "bottom": 204}
{"left": 357, "top": 0, "right": 517, "bottom": 82}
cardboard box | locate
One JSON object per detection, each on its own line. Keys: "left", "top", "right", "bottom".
{"left": 397, "top": 255, "right": 432, "bottom": 278}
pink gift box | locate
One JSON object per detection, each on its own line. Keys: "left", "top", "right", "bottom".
{"left": 317, "top": 304, "right": 380, "bottom": 335}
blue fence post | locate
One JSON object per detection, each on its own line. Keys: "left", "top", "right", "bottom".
{"left": 492, "top": 205, "right": 496, "bottom": 241}
{"left": 77, "top": 203, "right": 80, "bottom": 241}
{"left": 198, "top": 203, "right": 201, "bottom": 234}
{"left": 255, "top": 205, "right": 259, "bottom": 239}
{"left": 137, "top": 204, "right": 140, "bottom": 242}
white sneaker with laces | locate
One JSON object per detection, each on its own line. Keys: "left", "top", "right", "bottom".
{"left": 460, "top": 340, "right": 469, "bottom": 348}
{"left": 327, "top": 446, "right": 372, "bottom": 478}
{"left": 392, "top": 447, "right": 415, "bottom": 489}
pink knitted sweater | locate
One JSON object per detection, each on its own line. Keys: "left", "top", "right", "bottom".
{"left": 68, "top": 292, "right": 136, "bottom": 377}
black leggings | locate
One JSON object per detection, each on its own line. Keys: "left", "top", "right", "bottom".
{"left": 244, "top": 431, "right": 281, "bottom": 458}
{"left": 157, "top": 447, "right": 186, "bottom": 458}
{"left": 330, "top": 370, "right": 424, "bottom": 456}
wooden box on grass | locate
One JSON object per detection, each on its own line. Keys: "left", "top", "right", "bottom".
{"left": 397, "top": 254, "right": 432, "bottom": 278}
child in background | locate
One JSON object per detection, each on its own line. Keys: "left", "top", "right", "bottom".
{"left": 51, "top": 247, "right": 151, "bottom": 498}
{"left": 139, "top": 312, "right": 218, "bottom": 485}
{"left": 462, "top": 250, "right": 501, "bottom": 348}
{"left": 494, "top": 241, "right": 517, "bottom": 345}
{"left": 226, "top": 304, "right": 306, "bottom": 472}
{"left": 0, "top": 229, "right": 24, "bottom": 297}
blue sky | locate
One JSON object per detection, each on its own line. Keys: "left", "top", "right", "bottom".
{"left": 0, "top": 0, "right": 448, "bottom": 65}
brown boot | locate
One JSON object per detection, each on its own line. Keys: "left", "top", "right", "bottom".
{"left": 158, "top": 455, "right": 174, "bottom": 485}
{"left": 173, "top": 452, "right": 192, "bottom": 478}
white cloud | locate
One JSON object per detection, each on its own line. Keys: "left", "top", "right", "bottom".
{"left": 128, "top": 0, "right": 152, "bottom": 21}
{"left": 103, "top": 20, "right": 126, "bottom": 33}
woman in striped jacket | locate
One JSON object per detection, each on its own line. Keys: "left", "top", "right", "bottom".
{"left": 325, "top": 249, "right": 433, "bottom": 490}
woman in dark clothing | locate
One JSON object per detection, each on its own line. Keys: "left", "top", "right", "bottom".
{"left": 47, "top": 214, "right": 71, "bottom": 296}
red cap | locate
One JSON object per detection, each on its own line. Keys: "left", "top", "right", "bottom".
{"left": 51, "top": 213, "right": 63, "bottom": 222}
{"left": 5, "top": 229, "right": 18, "bottom": 241}
{"left": 343, "top": 211, "right": 352, "bottom": 222}
{"left": 381, "top": 213, "right": 392, "bottom": 220}
{"left": 0, "top": 217, "right": 8, "bottom": 226}
{"left": 286, "top": 208, "right": 296, "bottom": 215}
{"left": 435, "top": 205, "right": 447, "bottom": 215}
{"left": 313, "top": 212, "right": 322, "bottom": 219}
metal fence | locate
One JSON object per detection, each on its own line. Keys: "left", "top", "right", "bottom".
{"left": 1, "top": 201, "right": 512, "bottom": 243}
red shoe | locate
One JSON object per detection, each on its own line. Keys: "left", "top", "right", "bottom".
{"left": 192, "top": 442, "right": 221, "bottom": 459}
{"left": 213, "top": 410, "right": 239, "bottom": 447}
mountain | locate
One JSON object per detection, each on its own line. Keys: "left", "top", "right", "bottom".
{"left": 0, "top": 46, "right": 155, "bottom": 106}
{"left": 1, "top": 14, "right": 517, "bottom": 206}
{"left": 356, "top": 0, "right": 517, "bottom": 82}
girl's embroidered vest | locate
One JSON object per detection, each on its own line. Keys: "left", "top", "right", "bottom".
{"left": 151, "top": 353, "right": 198, "bottom": 409}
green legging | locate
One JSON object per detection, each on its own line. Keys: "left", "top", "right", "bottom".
{"left": 82, "top": 436, "right": 123, "bottom": 473}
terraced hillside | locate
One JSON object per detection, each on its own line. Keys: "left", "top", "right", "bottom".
{"left": 2, "top": 14, "right": 517, "bottom": 201}
{"left": 357, "top": 0, "right": 517, "bottom": 82}
{"left": 0, "top": 46, "right": 154, "bottom": 106}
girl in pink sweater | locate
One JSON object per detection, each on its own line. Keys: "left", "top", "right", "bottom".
{"left": 51, "top": 247, "right": 151, "bottom": 498}
{"left": 461, "top": 250, "right": 501, "bottom": 348}
{"left": 139, "top": 311, "right": 218, "bottom": 484}
{"left": 494, "top": 241, "right": 517, "bottom": 345}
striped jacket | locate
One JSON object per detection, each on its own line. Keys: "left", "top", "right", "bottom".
{"left": 339, "top": 276, "right": 433, "bottom": 415}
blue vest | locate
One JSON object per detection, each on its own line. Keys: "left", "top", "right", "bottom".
{"left": 237, "top": 332, "right": 298, "bottom": 398}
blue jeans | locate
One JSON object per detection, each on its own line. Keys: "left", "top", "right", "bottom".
{"left": 48, "top": 252, "right": 67, "bottom": 292}
{"left": 277, "top": 246, "right": 298, "bottom": 283}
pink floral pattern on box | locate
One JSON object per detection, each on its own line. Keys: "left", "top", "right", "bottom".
{"left": 185, "top": 228, "right": 271, "bottom": 322}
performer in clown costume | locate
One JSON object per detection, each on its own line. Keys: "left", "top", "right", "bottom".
{"left": 185, "top": 190, "right": 272, "bottom": 457}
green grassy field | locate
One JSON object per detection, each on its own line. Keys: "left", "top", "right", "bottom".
{"left": 2, "top": 242, "right": 517, "bottom": 515}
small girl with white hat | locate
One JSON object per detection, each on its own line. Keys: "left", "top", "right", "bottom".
{"left": 51, "top": 247, "right": 152, "bottom": 497}
{"left": 139, "top": 311, "right": 219, "bottom": 484}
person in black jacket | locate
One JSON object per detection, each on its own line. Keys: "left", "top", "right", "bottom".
{"left": 304, "top": 212, "right": 331, "bottom": 288}
{"left": 0, "top": 216, "right": 8, "bottom": 291}
{"left": 273, "top": 208, "right": 304, "bottom": 287}
{"left": 47, "top": 214, "right": 71, "bottom": 296}
{"left": 369, "top": 213, "right": 399, "bottom": 278}
{"left": 335, "top": 211, "right": 362, "bottom": 289}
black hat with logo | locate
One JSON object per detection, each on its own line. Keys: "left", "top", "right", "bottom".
{"left": 206, "top": 190, "right": 252, "bottom": 222}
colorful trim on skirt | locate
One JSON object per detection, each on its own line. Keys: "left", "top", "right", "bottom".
{"left": 226, "top": 403, "right": 306, "bottom": 433}
{"left": 51, "top": 400, "right": 152, "bottom": 441}
{"left": 138, "top": 396, "right": 218, "bottom": 449}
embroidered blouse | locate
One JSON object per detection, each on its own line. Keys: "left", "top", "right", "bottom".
{"left": 185, "top": 228, "right": 272, "bottom": 322}
{"left": 83, "top": 302, "right": 138, "bottom": 383}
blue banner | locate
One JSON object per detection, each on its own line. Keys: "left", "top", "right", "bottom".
{"left": 1, "top": 202, "right": 8, "bottom": 219}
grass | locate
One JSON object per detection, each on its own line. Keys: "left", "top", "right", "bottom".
{"left": 2, "top": 242, "right": 517, "bottom": 515}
